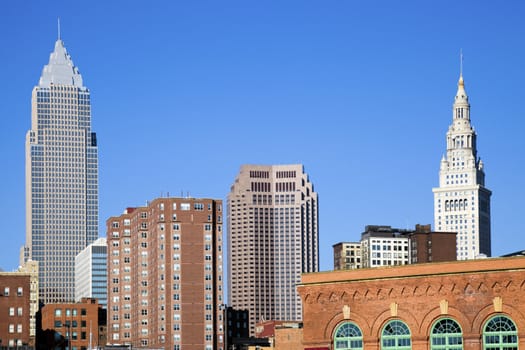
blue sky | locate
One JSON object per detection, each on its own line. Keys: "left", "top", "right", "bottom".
{"left": 1, "top": 1, "right": 524, "bottom": 272}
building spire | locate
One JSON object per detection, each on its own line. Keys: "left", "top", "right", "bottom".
{"left": 57, "top": 18, "right": 61, "bottom": 40}
{"left": 460, "top": 49, "right": 463, "bottom": 78}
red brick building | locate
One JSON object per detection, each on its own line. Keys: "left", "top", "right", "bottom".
{"left": 107, "top": 197, "right": 224, "bottom": 350}
{"left": 41, "top": 298, "right": 103, "bottom": 350}
{"left": 298, "top": 256, "right": 525, "bottom": 350}
{"left": 0, "top": 274, "right": 31, "bottom": 348}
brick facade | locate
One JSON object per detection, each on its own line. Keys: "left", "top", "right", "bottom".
{"left": 0, "top": 275, "right": 31, "bottom": 348}
{"left": 41, "top": 298, "right": 102, "bottom": 350}
{"left": 298, "top": 257, "right": 525, "bottom": 349}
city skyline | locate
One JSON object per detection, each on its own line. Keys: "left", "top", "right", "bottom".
{"left": 1, "top": 2, "right": 525, "bottom": 273}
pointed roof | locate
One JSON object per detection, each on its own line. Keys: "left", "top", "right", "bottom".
{"left": 454, "top": 74, "right": 468, "bottom": 103}
{"left": 38, "top": 39, "right": 83, "bottom": 87}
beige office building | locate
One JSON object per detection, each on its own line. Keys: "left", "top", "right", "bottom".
{"left": 106, "top": 197, "right": 224, "bottom": 350}
{"left": 333, "top": 242, "right": 362, "bottom": 270}
{"left": 227, "top": 164, "right": 318, "bottom": 336}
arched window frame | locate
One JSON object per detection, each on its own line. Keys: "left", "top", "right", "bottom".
{"left": 381, "top": 319, "right": 411, "bottom": 350}
{"left": 333, "top": 321, "right": 363, "bottom": 350}
{"left": 430, "top": 318, "right": 463, "bottom": 350}
{"left": 482, "top": 315, "right": 518, "bottom": 350}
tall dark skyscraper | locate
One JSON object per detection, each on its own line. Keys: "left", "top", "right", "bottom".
{"left": 23, "top": 34, "right": 99, "bottom": 303}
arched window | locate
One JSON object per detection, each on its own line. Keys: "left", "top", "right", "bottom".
{"left": 381, "top": 320, "right": 411, "bottom": 349}
{"left": 430, "top": 318, "right": 463, "bottom": 350}
{"left": 483, "top": 315, "right": 518, "bottom": 350}
{"left": 333, "top": 322, "right": 363, "bottom": 350}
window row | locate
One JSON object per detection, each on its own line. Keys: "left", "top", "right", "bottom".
{"left": 334, "top": 315, "right": 518, "bottom": 350}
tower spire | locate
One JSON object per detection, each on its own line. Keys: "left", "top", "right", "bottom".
{"left": 460, "top": 48, "right": 463, "bottom": 78}
{"left": 57, "top": 18, "right": 61, "bottom": 40}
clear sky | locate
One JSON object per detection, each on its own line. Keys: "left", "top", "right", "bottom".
{"left": 1, "top": 1, "right": 524, "bottom": 272}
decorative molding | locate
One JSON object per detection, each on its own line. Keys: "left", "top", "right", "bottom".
{"left": 303, "top": 278, "right": 525, "bottom": 305}
{"left": 440, "top": 299, "right": 448, "bottom": 314}
{"left": 493, "top": 296, "right": 502, "bottom": 312}
{"left": 343, "top": 305, "right": 351, "bottom": 319}
{"left": 390, "top": 302, "right": 398, "bottom": 317}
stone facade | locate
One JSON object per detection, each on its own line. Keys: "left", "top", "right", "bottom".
{"left": 298, "top": 257, "right": 525, "bottom": 349}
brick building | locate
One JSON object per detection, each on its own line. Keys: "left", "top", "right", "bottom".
{"left": 298, "top": 256, "right": 525, "bottom": 349}
{"left": 0, "top": 273, "right": 31, "bottom": 348}
{"left": 256, "top": 320, "right": 303, "bottom": 350}
{"left": 107, "top": 197, "right": 224, "bottom": 350}
{"left": 40, "top": 297, "right": 104, "bottom": 350}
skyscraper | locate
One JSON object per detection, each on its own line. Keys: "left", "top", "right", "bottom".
{"left": 433, "top": 74, "right": 491, "bottom": 260}
{"left": 227, "top": 164, "right": 318, "bottom": 335}
{"left": 23, "top": 35, "right": 98, "bottom": 303}
{"left": 106, "top": 197, "right": 224, "bottom": 350}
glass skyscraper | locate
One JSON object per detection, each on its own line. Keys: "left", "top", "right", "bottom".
{"left": 23, "top": 37, "right": 98, "bottom": 303}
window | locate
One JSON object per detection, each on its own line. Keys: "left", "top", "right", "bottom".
{"left": 430, "top": 318, "right": 463, "bottom": 350}
{"left": 17, "top": 287, "right": 23, "bottom": 296}
{"left": 9, "top": 307, "right": 15, "bottom": 316}
{"left": 483, "top": 315, "right": 518, "bottom": 350}
{"left": 4, "top": 287, "right": 9, "bottom": 296}
{"left": 381, "top": 320, "right": 411, "bottom": 349}
{"left": 333, "top": 322, "right": 363, "bottom": 350}
{"left": 181, "top": 203, "right": 190, "bottom": 211}
{"left": 194, "top": 203, "right": 204, "bottom": 211}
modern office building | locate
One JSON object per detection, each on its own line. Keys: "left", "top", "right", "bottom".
{"left": 23, "top": 34, "right": 98, "bottom": 303}
{"left": 433, "top": 73, "right": 491, "bottom": 260}
{"left": 333, "top": 242, "right": 362, "bottom": 270}
{"left": 227, "top": 164, "right": 319, "bottom": 335}
{"left": 75, "top": 237, "right": 107, "bottom": 307}
{"left": 360, "top": 225, "right": 411, "bottom": 268}
{"left": 106, "top": 197, "right": 224, "bottom": 350}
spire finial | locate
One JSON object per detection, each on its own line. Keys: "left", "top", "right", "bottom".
{"left": 57, "top": 18, "right": 61, "bottom": 40}
{"left": 460, "top": 48, "right": 463, "bottom": 78}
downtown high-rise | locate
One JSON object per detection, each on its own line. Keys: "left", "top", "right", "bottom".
{"left": 227, "top": 164, "right": 318, "bottom": 335}
{"left": 106, "top": 197, "right": 224, "bottom": 350}
{"left": 433, "top": 74, "right": 491, "bottom": 259}
{"left": 23, "top": 36, "right": 98, "bottom": 303}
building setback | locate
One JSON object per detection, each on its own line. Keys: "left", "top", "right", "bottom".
{"left": 106, "top": 197, "right": 224, "bottom": 350}
{"left": 228, "top": 164, "right": 319, "bottom": 336}
{"left": 298, "top": 256, "right": 525, "bottom": 350}
{"left": 23, "top": 34, "right": 98, "bottom": 303}
{"left": 433, "top": 74, "right": 491, "bottom": 260}
{"left": 75, "top": 237, "right": 107, "bottom": 308}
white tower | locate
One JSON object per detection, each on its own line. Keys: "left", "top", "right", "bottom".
{"left": 432, "top": 73, "right": 491, "bottom": 260}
